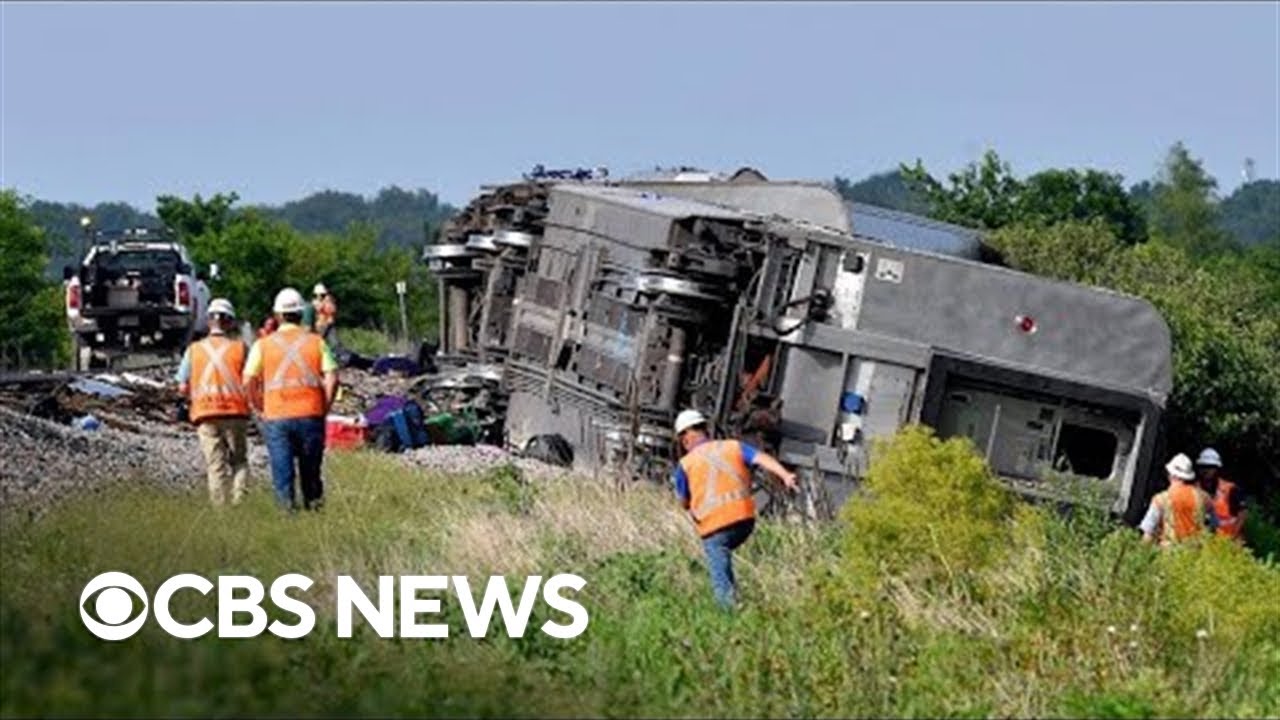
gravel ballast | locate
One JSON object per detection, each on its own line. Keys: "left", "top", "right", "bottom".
{"left": 399, "top": 443, "right": 577, "bottom": 483}
{"left": 0, "top": 405, "right": 211, "bottom": 516}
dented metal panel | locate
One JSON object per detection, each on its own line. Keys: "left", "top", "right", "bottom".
{"left": 853, "top": 244, "right": 1173, "bottom": 404}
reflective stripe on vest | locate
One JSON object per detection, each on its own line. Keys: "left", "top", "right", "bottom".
{"left": 682, "top": 440, "right": 755, "bottom": 538}
{"left": 265, "top": 332, "right": 323, "bottom": 392}
{"left": 1214, "top": 480, "right": 1244, "bottom": 540}
{"left": 189, "top": 336, "right": 249, "bottom": 422}
{"left": 1157, "top": 483, "right": 1208, "bottom": 547}
{"left": 261, "top": 329, "right": 325, "bottom": 420}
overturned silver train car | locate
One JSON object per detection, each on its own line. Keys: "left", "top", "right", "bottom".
{"left": 423, "top": 170, "right": 1173, "bottom": 523}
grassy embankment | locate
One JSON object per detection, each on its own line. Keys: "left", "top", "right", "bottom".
{"left": 2, "top": 426, "right": 1278, "bottom": 718}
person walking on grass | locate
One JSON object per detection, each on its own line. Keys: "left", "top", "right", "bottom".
{"left": 243, "top": 287, "right": 339, "bottom": 513}
{"left": 176, "top": 298, "right": 251, "bottom": 507}
{"left": 671, "top": 409, "right": 798, "bottom": 608}
{"left": 1140, "top": 453, "right": 1217, "bottom": 547}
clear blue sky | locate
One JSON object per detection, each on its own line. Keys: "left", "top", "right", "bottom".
{"left": 2, "top": 1, "right": 1277, "bottom": 211}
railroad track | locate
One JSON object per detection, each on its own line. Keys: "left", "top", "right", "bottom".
{"left": 0, "top": 358, "right": 177, "bottom": 388}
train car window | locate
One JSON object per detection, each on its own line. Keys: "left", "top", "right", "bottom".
{"left": 1054, "top": 423, "right": 1118, "bottom": 479}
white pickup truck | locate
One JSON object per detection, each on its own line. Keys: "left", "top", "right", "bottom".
{"left": 63, "top": 230, "right": 210, "bottom": 369}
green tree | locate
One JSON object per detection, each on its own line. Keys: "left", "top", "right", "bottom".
{"left": 901, "top": 150, "right": 1147, "bottom": 244}
{"left": 1148, "top": 141, "right": 1237, "bottom": 257}
{"left": 833, "top": 170, "right": 932, "bottom": 215}
{"left": 901, "top": 149, "right": 1023, "bottom": 230}
{"left": 153, "top": 192, "right": 439, "bottom": 341}
{"left": 0, "top": 191, "right": 68, "bottom": 369}
{"left": 1017, "top": 168, "right": 1147, "bottom": 245}
{"left": 1218, "top": 179, "right": 1280, "bottom": 248}
{"left": 984, "top": 217, "right": 1124, "bottom": 286}
{"left": 284, "top": 223, "right": 437, "bottom": 341}
{"left": 156, "top": 192, "right": 240, "bottom": 239}
{"left": 195, "top": 210, "right": 299, "bottom": 325}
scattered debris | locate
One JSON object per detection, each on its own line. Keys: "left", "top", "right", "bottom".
{"left": 412, "top": 364, "right": 506, "bottom": 446}
{"left": 522, "top": 434, "right": 575, "bottom": 468}
{"left": 369, "top": 355, "right": 423, "bottom": 378}
{"left": 0, "top": 348, "right": 569, "bottom": 516}
{"left": 68, "top": 378, "right": 132, "bottom": 399}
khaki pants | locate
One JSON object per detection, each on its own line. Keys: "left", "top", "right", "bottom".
{"left": 197, "top": 417, "right": 249, "bottom": 506}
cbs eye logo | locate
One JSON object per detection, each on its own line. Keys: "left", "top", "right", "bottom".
{"left": 79, "top": 572, "right": 149, "bottom": 641}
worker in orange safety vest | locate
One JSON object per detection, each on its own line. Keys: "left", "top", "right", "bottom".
{"left": 176, "top": 297, "right": 251, "bottom": 506}
{"left": 1139, "top": 453, "right": 1217, "bottom": 547}
{"left": 1196, "top": 448, "right": 1247, "bottom": 544}
{"left": 671, "top": 409, "right": 798, "bottom": 608}
{"left": 243, "top": 287, "right": 340, "bottom": 513}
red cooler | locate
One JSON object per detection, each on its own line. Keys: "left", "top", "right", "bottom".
{"left": 325, "top": 415, "right": 367, "bottom": 451}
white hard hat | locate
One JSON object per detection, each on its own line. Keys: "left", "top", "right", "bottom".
{"left": 313, "top": 283, "right": 328, "bottom": 296}
{"left": 1165, "top": 453, "right": 1196, "bottom": 481}
{"left": 674, "top": 409, "right": 708, "bottom": 435}
{"left": 273, "top": 287, "right": 306, "bottom": 314}
{"left": 207, "top": 298, "right": 236, "bottom": 319}
{"left": 1195, "top": 448, "right": 1222, "bottom": 468}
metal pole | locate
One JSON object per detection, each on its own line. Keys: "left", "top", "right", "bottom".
{"left": 985, "top": 402, "right": 1002, "bottom": 462}
{"left": 396, "top": 280, "right": 410, "bottom": 352}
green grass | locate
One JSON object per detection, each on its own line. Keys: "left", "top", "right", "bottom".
{"left": 336, "top": 327, "right": 399, "bottom": 358}
{"left": 2, "top": 428, "right": 1279, "bottom": 718}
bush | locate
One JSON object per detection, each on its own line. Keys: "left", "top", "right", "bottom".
{"left": 839, "top": 425, "right": 1015, "bottom": 593}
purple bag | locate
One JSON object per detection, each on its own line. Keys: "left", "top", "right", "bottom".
{"left": 371, "top": 356, "right": 423, "bottom": 377}
{"left": 364, "top": 395, "right": 409, "bottom": 427}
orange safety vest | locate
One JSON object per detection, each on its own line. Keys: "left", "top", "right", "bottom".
{"left": 1154, "top": 482, "right": 1212, "bottom": 547}
{"left": 259, "top": 327, "right": 327, "bottom": 420}
{"left": 1212, "top": 479, "right": 1244, "bottom": 541}
{"left": 188, "top": 335, "right": 249, "bottom": 423}
{"left": 679, "top": 439, "right": 756, "bottom": 538}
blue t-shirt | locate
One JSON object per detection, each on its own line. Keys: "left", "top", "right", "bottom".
{"left": 672, "top": 440, "right": 758, "bottom": 505}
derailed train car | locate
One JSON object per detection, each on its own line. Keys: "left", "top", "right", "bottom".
{"left": 423, "top": 170, "right": 1173, "bottom": 523}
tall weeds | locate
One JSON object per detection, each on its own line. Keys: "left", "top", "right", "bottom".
{"left": 2, "top": 430, "right": 1277, "bottom": 717}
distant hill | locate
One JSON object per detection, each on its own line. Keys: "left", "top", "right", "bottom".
{"left": 252, "top": 185, "right": 455, "bottom": 251}
{"left": 30, "top": 186, "right": 457, "bottom": 278}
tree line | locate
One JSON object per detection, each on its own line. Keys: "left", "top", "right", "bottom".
{"left": 27, "top": 185, "right": 455, "bottom": 281}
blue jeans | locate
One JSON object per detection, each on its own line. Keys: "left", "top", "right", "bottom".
{"left": 263, "top": 417, "right": 326, "bottom": 510}
{"left": 701, "top": 518, "right": 755, "bottom": 608}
